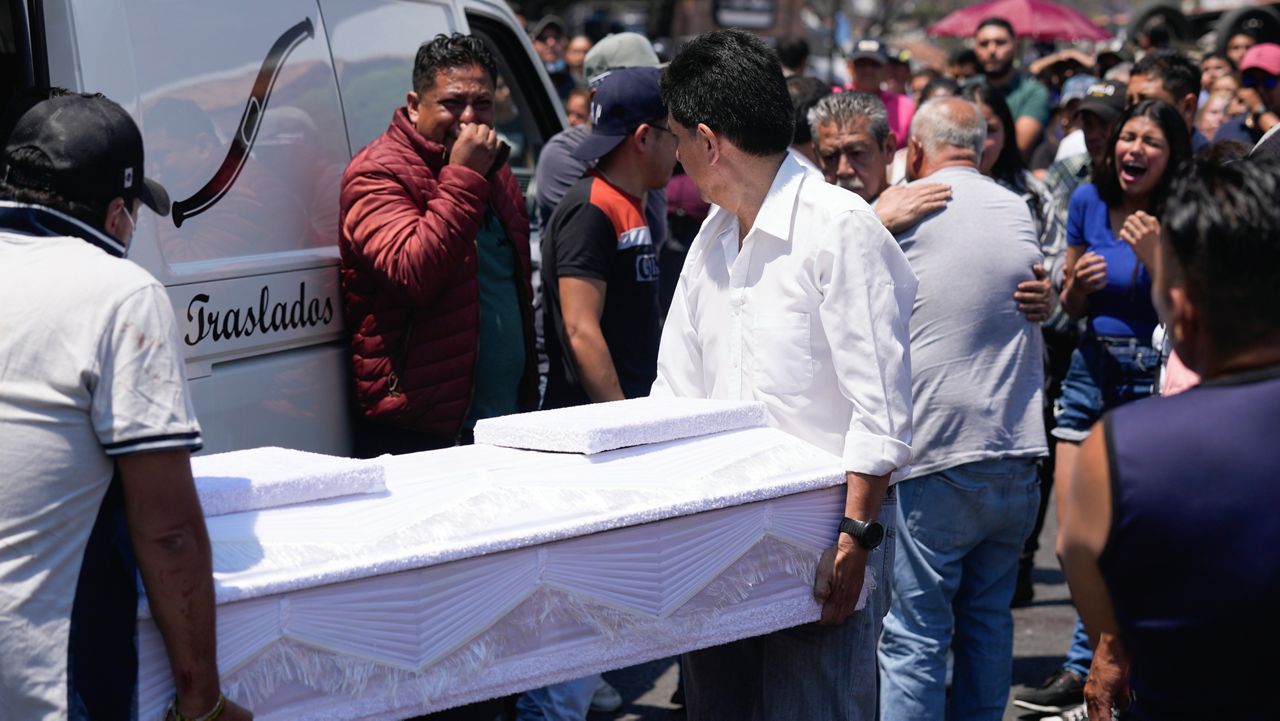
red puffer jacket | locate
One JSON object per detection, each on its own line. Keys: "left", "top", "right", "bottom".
{"left": 339, "top": 108, "right": 538, "bottom": 438}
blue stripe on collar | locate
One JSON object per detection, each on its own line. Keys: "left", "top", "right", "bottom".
{"left": 0, "top": 201, "right": 127, "bottom": 257}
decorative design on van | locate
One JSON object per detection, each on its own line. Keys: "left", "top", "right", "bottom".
{"left": 172, "top": 18, "right": 315, "bottom": 228}
{"left": 184, "top": 282, "right": 335, "bottom": 346}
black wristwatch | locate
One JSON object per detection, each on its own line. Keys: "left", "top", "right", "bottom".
{"left": 838, "top": 516, "right": 885, "bottom": 550}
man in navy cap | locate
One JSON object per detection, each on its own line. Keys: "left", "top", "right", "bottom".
{"left": 517, "top": 63, "right": 677, "bottom": 721}
{"left": 538, "top": 66, "right": 677, "bottom": 410}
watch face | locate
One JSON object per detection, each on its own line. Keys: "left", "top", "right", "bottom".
{"left": 862, "top": 521, "right": 885, "bottom": 549}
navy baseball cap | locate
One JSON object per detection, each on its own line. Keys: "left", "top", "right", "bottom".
{"left": 572, "top": 66, "right": 667, "bottom": 162}
{"left": 848, "top": 38, "right": 889, "bottom": 64}
{"left": 3, "top": 93, "right": 170, "bottom": 215}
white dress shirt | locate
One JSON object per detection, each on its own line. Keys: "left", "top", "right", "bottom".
{"left": 652, "top": 154, "right": 917, "bottom": 480}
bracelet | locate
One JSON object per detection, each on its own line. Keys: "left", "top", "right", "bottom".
{"left": 166, "top": 693, "right": 226, "bottom": 721}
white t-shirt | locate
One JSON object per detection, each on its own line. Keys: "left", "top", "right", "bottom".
{"left": 0, "top": 204, "right": 201, "bottom": 718}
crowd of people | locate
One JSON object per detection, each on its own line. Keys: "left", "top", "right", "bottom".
{"left": 3, "top": 7, "right": 1279, "bottom": 721}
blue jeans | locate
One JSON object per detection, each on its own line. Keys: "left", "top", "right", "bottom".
{"left": 516, "top": 674, "right": 600, "bottom": 721}
{"left": 1051, "top": 334, "right": 1156, "bottom": 677}
{"left": 681, "top": 488, "right": 897, "bottom": 721}
{"left": 879, "top": 458, "right": 1040, "bottom": 721}
{"left": 1063, "top": 618, "right": 1092, "bottom": 678}
{"left": 1051, "top": 334, "right": 1157, "bottom": 442}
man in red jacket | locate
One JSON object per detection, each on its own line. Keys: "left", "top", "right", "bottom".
{"left": 340, "top": 33, "right": 539, "bottom": 456}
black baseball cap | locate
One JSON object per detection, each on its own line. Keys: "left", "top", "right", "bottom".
{"left": 3, "top": 93, "right": 170, "bottom": 216}
{"left": 572, "top": 67, "right": 667, "bottom": 162}
{"left": 1075, "top": 80, "right": 1127, "bottom": 123}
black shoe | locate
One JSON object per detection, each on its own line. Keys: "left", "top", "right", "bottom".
{"left": 1013, "top": 669, "right": 1085, "bottom": 713}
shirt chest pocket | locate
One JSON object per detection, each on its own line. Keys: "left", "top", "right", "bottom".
{"left": 751, "top": 312, "right": 814, "bottom": 395}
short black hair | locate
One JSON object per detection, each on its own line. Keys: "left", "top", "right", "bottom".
{"left": 948, "top": 48, "right": 979, "bottom": 68}
{"left": 1131, "top": 49, "right": 1199, "bottom": 103}
{"left": 661, "top": 29, "right": 794, "bottom": 156}
{"left": 777, "top": 37, "right": 810, "bottom": 71}
{"left": 0, "top": 146, "right": 108, "bottom": 227}
{"left": 1162, "top": 156, "right": 1280, "bottom": 353}
{"left": 413, "top": 34, "right": 498, "bottom": 95}
{"left": 921, "top": 76, "right": 960, "bottom": 103}
{"left": 787, "top": 75, "right": 831, "bottom": 145}
{"left": 1095, "top": 99, "right": 1192, "bottom": 215}
{"left": 1201, "top": 51, "right": 1237, "bottom": 72}
{"left": 976, "top": 17, "right": 1015, "bottom": 38}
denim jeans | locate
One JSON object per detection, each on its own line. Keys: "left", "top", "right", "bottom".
{"left": 1051, "top": 334, "right": 1157, "bottom": 442}
{"left": 1063, "top": 618, "right": 1093, "bottom": 678}
{"left": 681, "top": 488, "right": 898, "bottom": 721}
{"left": 879, "top": 458, "right": 1040, "bottom": 721}
{"left": 516, "top": 674, "right": 600, "bottom": 721}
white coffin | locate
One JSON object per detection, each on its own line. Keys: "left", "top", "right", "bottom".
{"left": 136, "top": 417, "right": 850, "bottom": 719}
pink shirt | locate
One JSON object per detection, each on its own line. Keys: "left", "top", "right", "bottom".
{"left": 838, "top": 86, "right": 916, "bottom": 149}
{"left": 880, "top": 90, "right": 915, "bottom": 149}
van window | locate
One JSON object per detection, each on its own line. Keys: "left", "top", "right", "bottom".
{"left": 467, "top": 12, "right": 564, "bottom": 197}
{"left": 322, "top": 0, "right": 456, "bottom": 155}
{"left": 46, "top": 0, "right": 349, "bottom": 276}
{"left": 0, "top": 0, "right": 35, "bottom": 143}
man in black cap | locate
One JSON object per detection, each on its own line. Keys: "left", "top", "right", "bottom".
{"left": 539, "top": 66, "right": 677, "bottom": 411}
{"left": 0, "top": 92, "right": 250, "bottom": 719}
{"left": 844, "top": 37, "right": 915, "bottom": 148}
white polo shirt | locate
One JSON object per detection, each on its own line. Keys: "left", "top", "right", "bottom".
{"left": 0, "top": 203, "right": 201, "bottom": 718}
{"left": 652, "top": 154, "right": 917, "bottom": 479}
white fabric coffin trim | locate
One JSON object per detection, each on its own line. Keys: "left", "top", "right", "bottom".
{"left": 191, "top": 447, "right": 386, "bottom": 516}
{"left": 137, "top": 488, "right": 857, "bottom": 719}
{"left": 136, "top": 425, "right": 849, "bottom": 719}
{"left": 472, "top": 397, "right": 768, "bottom": 454}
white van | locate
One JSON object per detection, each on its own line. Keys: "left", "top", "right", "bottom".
{"left": 1, "top": 0, "right": 564, "bottom": 454}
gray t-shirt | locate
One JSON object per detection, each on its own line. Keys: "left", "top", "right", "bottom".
{"left": 893, "top": 166, "right": 1047, "bottom": 478}
{"left": 534, "top": 124, "right": 668, "bottom": 247}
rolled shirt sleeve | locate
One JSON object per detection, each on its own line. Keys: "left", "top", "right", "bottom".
{"left": 817, "top": 209, "right": 917, "bottom": 477}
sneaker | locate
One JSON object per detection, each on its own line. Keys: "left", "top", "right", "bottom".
{"left": 590, "top": 679, "right": 623, "bottom": 713}
{"left": 1043, "top": 704, "right": 1088, "bottom": 721}
{"left": 1013, "top": 669, "right": 1085, "bottom": 713}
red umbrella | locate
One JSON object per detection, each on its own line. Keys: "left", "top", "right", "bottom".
{"left": 929, "top": 0, "right": 1111, "bottom": 42}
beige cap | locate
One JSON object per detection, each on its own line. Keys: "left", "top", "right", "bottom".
{"left": 584, "top": 33, "right": 661, "bottom": 86}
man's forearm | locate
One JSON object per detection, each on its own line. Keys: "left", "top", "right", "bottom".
{"left": 135, "top": 517, "right": 221, "bottom": 712}
{"left": 844, "top": 470, "right": 890, "bottom": 522}
{"left": 567, "top": 326, "right": 625, "bottom": 402}
{"left": 119, "top": 451, "right": 223, "bottom": 715}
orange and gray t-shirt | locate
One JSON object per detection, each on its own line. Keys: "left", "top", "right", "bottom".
{"left": 541, "top": 171, "right": 660, "bottom": 407}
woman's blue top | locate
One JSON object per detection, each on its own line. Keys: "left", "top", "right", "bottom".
{"left": 1066, "top": 183, "right": 1159, "bottom": 340}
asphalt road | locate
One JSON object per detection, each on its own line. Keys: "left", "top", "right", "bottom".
{"left": 591, "top": 496, "right": 1076, "bottom": 721}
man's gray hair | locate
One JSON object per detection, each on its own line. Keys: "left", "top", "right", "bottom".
{"left": 908, "top": 97, "right": 986, "bottom": 158}
{"left": 808, "top": 91, "right": 890, "bottom": 147}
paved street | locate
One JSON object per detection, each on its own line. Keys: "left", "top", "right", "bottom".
{"left": 593, "top": 496, "right": 1075, "bottom": 721}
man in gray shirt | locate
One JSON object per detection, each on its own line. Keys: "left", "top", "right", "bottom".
{"left": 877, "top": 97, "right": 1047, "bottom": 721}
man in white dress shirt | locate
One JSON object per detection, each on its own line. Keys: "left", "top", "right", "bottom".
{"left": 654, "top": 30, "right": 917, "bottom": 721}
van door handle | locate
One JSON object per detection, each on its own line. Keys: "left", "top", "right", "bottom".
{"left": 172, "top": 17, "right": 314, "bottom": 228}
